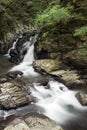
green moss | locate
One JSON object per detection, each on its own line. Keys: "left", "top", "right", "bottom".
{"left": 74, "top": 26, "right": 87, "bottom": 36}
{"left": 42, "top": 32, "right": 49, "bottom": 38}
{"left": 0, "top": 0, "right": 53, "bottom": 40}
{"left": 0, "top": 5, "right": 17, "bottom": 39}
{"left": 78, "top": 48, "right": 87, "bottom": 56}
{"left": 35, "top": 5, "right": 73, "bottom": 27}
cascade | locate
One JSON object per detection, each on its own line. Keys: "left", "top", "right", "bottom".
{"left": 5, "top": 33, "right": 87, "bottom": 127}
{"left": 31, "top": 80, "right": 87, "bottom": 124}
{"left": 7, "top": 35, "right": 22, "bottom": 57}
{"left": 9, "top": 35, "right": 39, "bottom": 77}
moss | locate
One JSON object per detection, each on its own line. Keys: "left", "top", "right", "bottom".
{"left": 42, "top": 32, "right": 49, "bottom": 38}
{"left": 0, "top": 0, "right": 53, "bottom": 40}
{"left": 0, "top": 4, "right": 17, "bottom": 39}
{"left": 74, "top": 26, "right": 87, "bottom": 36}
{"left": 78, "top": 48, "right": 87, "bottom": 56}
{"left": 35, "top": 5, "right": 73, "bottom": 27}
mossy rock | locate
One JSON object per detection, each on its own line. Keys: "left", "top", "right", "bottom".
{"left": 63, "top": 49, "right": 87, "bottom": 69}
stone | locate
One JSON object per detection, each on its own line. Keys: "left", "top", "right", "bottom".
{"left": 49, "top": 69, "right": 86, "bottom": 89}
{"left": 8, "top": 30, "right": 36, "bottom": 64}
{"left": 6, "top": 71, "right": 23, "bottom": 79}
{"left": 0, "top": 79, "right": 33, "bottom": 109}
{"left": 4, "top": 118, "right": 30, "bottom": 130}
{"left": 0, "top": 23, "right": 34, "bottom": 54}
{"left": 3, "top": 113, "right": 63, "bottom": 130}
{"left": 76, "top": 92, "right": 87, "bottom": 106}
{"left": 9, "top": 48, "right": 21, "bottom": 64}
{"left": 33, "top": 60, "right": 86, "bottom": 89}
{"left": 63, "top": 50, "right": 87, "bottom": 69}
{"left": 0, "top": 78, "right": 8, "bottom": 83}
{"left": 33, "top": 59, "right": 62, "bottom": 73}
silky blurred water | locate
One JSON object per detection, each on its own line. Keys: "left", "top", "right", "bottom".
{"left": 0, "top": 36, "right": 87, "bottom": 130}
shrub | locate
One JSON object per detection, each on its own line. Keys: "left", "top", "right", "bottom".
{"left": 74, "top": 26, "right": 87, "bottom": 36}
{"left": 35, "top": 5, "right": 73, "bottom": 27}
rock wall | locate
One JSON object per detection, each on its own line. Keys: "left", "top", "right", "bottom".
{"left": 35, "top": 0, "right": 87, "bottom": 71}
{"left": 0, "top": 24, "right": 34, "bottom": 54}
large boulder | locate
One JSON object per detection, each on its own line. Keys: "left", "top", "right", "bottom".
{"left": 63, "top": 49, "right": 87, "bottom": 69}
{"left": 3, "top": 113, "right": 63, "bottom": 130}
{"left": 35, "top": 33, "right": 76, "bottom": 60}
{"left": 33, "top": 60, "right": 87, "bottom": 89}
{"left": 49, "top": 70, "right": 87, "bottom": 89}
{"left": 33, "top": 59, "right": 62, "bottom": 73}
{"left": 0, "top": 79, "right": 33, "bottom": 109}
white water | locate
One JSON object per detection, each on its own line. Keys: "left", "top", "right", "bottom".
{"left": 9, "top": 35, "right": 39, "bottom": 77}
{"left": 8, "top": 35, "right": 87, "bottom": 124}
{"left": 31, "top": 80, "right": 87, "bottom": 124}
{"left": 23, "top": 36, "right": 36, "bottom": 62}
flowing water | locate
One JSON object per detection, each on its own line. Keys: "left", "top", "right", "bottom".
{"left": 0, "top": 35, "right": 87, "bottom": 130}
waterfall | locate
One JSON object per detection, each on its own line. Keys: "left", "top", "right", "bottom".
{"left": 7, "top": 33, "right": 87, "bottom": 125}
{"left": 9, "top": 35, "right": 39, "bottom": 77}
{"left": 7, "top": 39, "right": 18, "bottom": 55}
{"left": 23, "top": 35, "right": 37, "bottom": 62}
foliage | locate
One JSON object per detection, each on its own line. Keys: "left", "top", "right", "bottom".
{"left": 0, "top": 5, "right": 16, "bottom": 39}
{"left": 35, "top": 5, "right": 73, "bottom": 27}
{"left": 74, "top": 26, "right": 87, "bottom": 36}
{"left": 0, "top": 0, "right": 53, "bottom": 40}
{"left": 78, "top": 48, "right": 87, "bottom": 56}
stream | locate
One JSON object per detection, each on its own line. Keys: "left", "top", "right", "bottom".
{"left": 0, "top": 35, "right": 87, "bottom": 130}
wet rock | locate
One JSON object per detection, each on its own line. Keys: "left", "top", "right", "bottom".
{"left": 33, "top": 59, "right": 62, "bottom": 73}
{"left": 63, "top": 50, "right": 87, "bottom": 69}
{"left": 6, "top": 71, "right": 23, "bottom": 79}
{"left": 3, "top": 113, "right": 63, "bottom": 130}
{"left": 4, "top": 118, "right": 30, "bottom": 130}
{"left": 0, "top": 78, "right": 8, "bottom": 83}
{"left": 49, "top": 70, "right": 87, "bottom": 89}
{"left": 16, "top": 31, "right": 36, "bottom": 48}
{"left": 44, "top": 84, "right": 50, "bottom": 89}
{"left": 0, "top": 110, "right": 4, "bottom": 120}
{"left": 76, "top": 92, "right": 87, "bottom": 106}
{"left": 38, "top": 77, "right": 51, "bottom": 89}
{"left": 0, "top": 79, "right": 33, "bottom": 109}
{"left": 9, "top": 31, "right": 36, "bottom": 64}
{"left": 34, "top": 33, "right": 76, "bottom": 60}
{"left": 39, "top": 78, "right": 49, "bottom": 86}
{"left": 33, "top": 62, "right": 86, "bottom": 89}
{"left": 9, "top": 49, "right": 20, "bottom": 64}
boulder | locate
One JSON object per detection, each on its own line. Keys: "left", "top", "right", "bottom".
{"left": 76, "top": 92, "right": 87, "bottom": 106}
{"left": 9, "top": 49, "right": 20, "bottom": 64}
{"left": 33, "top": 59, "right": 87, "bottom": 89}
{"left": 63, "top": 50, "right": 87, "bottom": 69}
{"left": 49, "top": 70, "right": 85, "bottom": 88}
{"left": 3, "top": 113, "right": 63, "bottom": 130}
{"left": 0, "top": 79, "right": 33, "bottom": 109}
{"left": 49, "top": 69, "right": 86, "bottom": 89}
{"left": 4, "top": 119, "right": 30, "bottom": 130}
{"left": 6, "top": 71, "right": 23, "bottom": 79}
{"left": 0, "top": 77, "right": 8, "bottom": 83}
{"left": 33, "top": 59, "right": 62, "bottom": 73}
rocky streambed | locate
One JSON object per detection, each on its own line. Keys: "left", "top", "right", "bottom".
{"left": 0, "top": 31, "right": 87, "bottom": 130}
